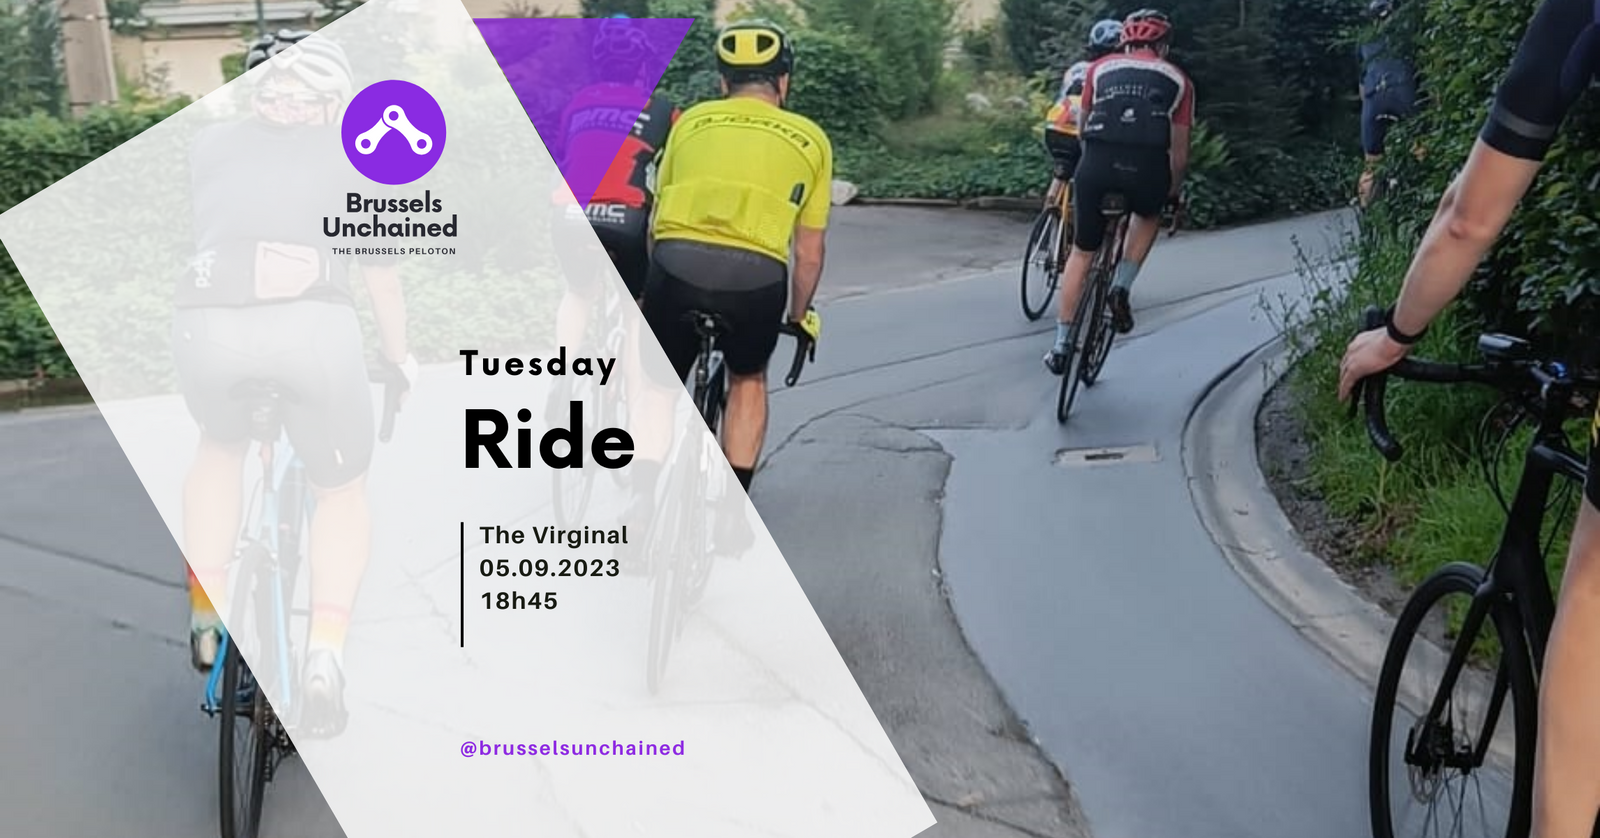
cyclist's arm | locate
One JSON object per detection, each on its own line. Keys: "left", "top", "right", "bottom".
{"left": 791, "top": 227, "right": 824, "bottom": 321}
{"left": 1169, "top": 75, "right": 1196, "bottom": 197}
{"left": 789, "top": 138, "right": 833, "bottom": 322}
{"left": 1387, "top": 0, "right": 1591, "bottom": 338}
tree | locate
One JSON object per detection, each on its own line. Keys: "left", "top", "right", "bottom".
{"left": 0, "top": 0, "right": 64, "bottom": 118}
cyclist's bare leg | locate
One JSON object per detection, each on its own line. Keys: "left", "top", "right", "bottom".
{"left": 722, "top": 371, "right": 767, "bottom": 476}
{"left": 305, "top": 475, "right": 370, "bottom": 664}
{"left": 1045, "top": 247, "right": 1095, "bottom": 372}
{"left": 1358, "top": 153, "right": 1382, "bottom": 208}
{"left": 1533, "top": 502, "right": 1600, "bottom": 838}
{"left": 183, "top": 434, "right": 248, "bottom": 668}
{"left": 1056, "top": 247, "right": 1095, "bottom": 326}
{"left": 1044, "top": 176, "right": 1065, "bottom": 210}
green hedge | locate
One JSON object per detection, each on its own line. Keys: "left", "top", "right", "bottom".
{"left": 1375, "top": 0, "right": 1600, "bottom": 351}
{"left": 0, "top": 104, "right": 183, "bottom": 378}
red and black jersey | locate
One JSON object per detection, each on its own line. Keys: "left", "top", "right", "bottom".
{"left": 557, "top": 85, "right": 679, "bottom": 208}
{"left": 1080, "top": 49, "right": 1195, "bottom": 150}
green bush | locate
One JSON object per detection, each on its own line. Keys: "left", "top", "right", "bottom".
{"left": 785, "top": 29, "right": 887, "bottom": 139}
{"left": 797, "top": 0, "right": 954, "bottom": 120}
{"left": 221, "top": 52, "right": 246, "bottom": 84}
{"left": 649, "top": 0, "right": 720, "bottom": 106}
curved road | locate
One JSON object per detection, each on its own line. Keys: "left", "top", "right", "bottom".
{"left": 0, "top": 206, "right": 1360, "bottom": 837}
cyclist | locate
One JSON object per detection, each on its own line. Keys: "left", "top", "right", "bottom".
{"left": 628, "top": 19, "right": 828, "bottom": 548}
{"left": 1355, "top": 0, "right": 1416, "bottom": 208}
{"left": 1337, "top": 0, "right": 1600, "bottom": 832}
{"left": 179, "top": 30, "right": 414, "bottom": 736}
{"left": 1044, "top": 9, "right": 1193, "bottom": 374}
{"left": 1041, "top": 19, "right": 1124, "bottom": 211}
{"left": 552, "top": 12, "right": 680, "bottom": 337}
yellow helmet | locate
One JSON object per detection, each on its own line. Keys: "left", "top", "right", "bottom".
{"left": 715, "top": 19, "right": 794, "bottom": 79}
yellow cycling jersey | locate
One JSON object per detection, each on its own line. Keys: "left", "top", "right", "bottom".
{"left": 650, "top": 96, "right": 834, "bottom": 264}
{"left": 1045, "top": 94, "right": 1083, "bottom": 137}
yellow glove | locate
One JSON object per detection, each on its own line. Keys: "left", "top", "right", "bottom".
{"left": 794, "top": 307, "right": 822, "bottom": 344}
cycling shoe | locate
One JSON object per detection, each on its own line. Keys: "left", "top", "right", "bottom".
{"left": 1043, "top": 349, "right": 1068, "bottom": 376}
{"left": 300, "top": 650, "right": 349, "bottom": 738}
{"left": 190, "top": 618, "right": 221, "bottom": 672}
{"left": 1109, "top": 287, "right": 1135, "bottom": 334}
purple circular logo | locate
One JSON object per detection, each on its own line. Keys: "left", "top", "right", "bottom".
{"left": 341, "top": 80, "right": 446, "bottom": 184}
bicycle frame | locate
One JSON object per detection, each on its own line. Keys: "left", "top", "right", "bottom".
{"left": 1422, "top": 421, "right": 1581, "bottom": 742}
{"left": 202, "top": 430, "right": 312, "bottom": 721}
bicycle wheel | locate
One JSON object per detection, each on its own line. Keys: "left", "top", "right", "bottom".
{"left": 1020, "top": 208, "right": 1061, "bottom": 321}
{"left": 644, "top": 466, "right": 689, "bottom": 695}
{"left": 1370, "top": 562, "right": 1535, "bottom": 838}
{"left": 552, "top": 376, "right": 599, "bottom": 527}
{"left": 219, "top": 554, "right": 273, "bottom": 838}
{"left": 1081, "top": 221, "right": 1125, "bottom": 387}
{"left": 1056, "top": 262, "right": 1107, "bottom": 424}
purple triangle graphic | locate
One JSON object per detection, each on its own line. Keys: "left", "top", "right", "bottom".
{"left": 476, "top": 17, "right": 693, "bottom": 207}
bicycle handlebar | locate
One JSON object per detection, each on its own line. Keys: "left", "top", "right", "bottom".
{"left": 368, "top": 361, "right": 410, "bottom": 443}
{"left": 777, "top": 322, "right": 817, "bottom": 387}
{"left": 1352, "top": 305, "right": 1570, "bottom": 462}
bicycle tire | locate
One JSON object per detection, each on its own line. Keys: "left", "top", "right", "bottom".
{"left": 1080, "top": 274, "right": 1115, "bottom": 386}
{"left": 644, "top": 468, "right": 688, "bottom": 695}
{"left": 218, "top": 560, "right": 272, "bottom": 838}
{"left": 1020, "top": 208, "right": 1061, "bottom": 321}
{"left": 552, "top": 377, "right": 599, "bottom": 527}
{"left": 1369, "top": 562, "right": 1535, "bottom": 838}
{"left": 1056, "top": 261, "right": 1107, "bottom": 424}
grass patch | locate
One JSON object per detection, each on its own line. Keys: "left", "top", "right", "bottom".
{"left": 1265, "top": 205, "right": 1585, "bottom": 604}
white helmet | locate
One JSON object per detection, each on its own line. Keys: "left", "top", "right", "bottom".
{"left": 246, "top": 30, "right": 353, "bottom": 102}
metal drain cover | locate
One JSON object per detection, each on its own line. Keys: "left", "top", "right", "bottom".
{"left": 1054, "top": 444, "right": 1159, "bottom": 467}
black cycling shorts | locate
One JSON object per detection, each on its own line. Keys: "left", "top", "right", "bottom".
{"left": 553, "top": 202, "right": 651, "bottom": 299}
{"left": 172, "top": 299, "right": 373, "bottom": 489}
{"left": 641, "top": 240, "right": 788, "bottom": 389}
{"left": 1071, "top": 143, "right": 1170, "bottom": 252}
{"left": 1044, "top": 130, "right": 1083, "bottom": 182}
{"left": 1361, "top": 90, "right": 1412, "bottom": 156}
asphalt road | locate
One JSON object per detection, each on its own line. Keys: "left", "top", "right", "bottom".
{"left": 0, "top": 205, "right": 1362, "bottom": 838}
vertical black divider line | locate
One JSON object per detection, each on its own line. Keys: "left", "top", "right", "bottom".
{"left": 460, "top": 521, "right": 465, "bottom": 648}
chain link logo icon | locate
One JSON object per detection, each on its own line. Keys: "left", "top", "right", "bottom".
{"left": 354, "top": 105, "right": 434, "bottom": 156}
{"left": 341, "top": 80, "right": 446, "bottom": 184}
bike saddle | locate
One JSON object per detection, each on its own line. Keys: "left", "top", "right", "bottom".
{"left": 682, "top": 310, "right": 731, "bottom": 337}
{"left": 230, "top": 379, "right": 298, "bottom": 442}
{"left": 1100, "top": 192, "right": 1128, "bottom": 215}
{"left": 1478, "top": 333, "right": 1532, "bottom": 363}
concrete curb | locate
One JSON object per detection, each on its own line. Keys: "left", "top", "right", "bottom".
{"left": 1181, "top": 337, "right": 1396, "bottom": 693}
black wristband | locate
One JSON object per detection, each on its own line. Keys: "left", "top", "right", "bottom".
{"left": 1384, "top": 306, "right": 1427, "bottom": 345}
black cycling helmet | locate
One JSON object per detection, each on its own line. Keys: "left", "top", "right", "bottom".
{"left": 1367, "top": 0, "right": 1394, "bottom": 18}
{"left": 1088, "top": 19, "right": 1124, "bottom": 51}
{"left": 715, "top": 19, "right": 794, "bottom": 83}
{"left": 245, "top": 29, "right": 352, "bottom": 101}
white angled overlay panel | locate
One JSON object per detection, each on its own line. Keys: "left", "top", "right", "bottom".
{"left": 0, "top": 0, "right": 933, "bottom": 834}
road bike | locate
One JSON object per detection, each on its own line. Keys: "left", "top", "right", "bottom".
{"left": 551, "top": 258, "right": 634, "bottom": 528}
{"left": 1354, "top": 307, "right": 1600, "bottom": 838}
{"left": 1053, "top": 189, "right": 1187, "bottom": 424}
{"left": 203, "top": 364, "right": 405, "bottom": 838}
{"left": 643, "top": 314, "right": 813, "bottom": 694}
{"left": 1020, "top": 178, "right": 1074, "bottom": 321}
{"left": 1054, "top": 192, "right": 1130, "bottom": 423}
